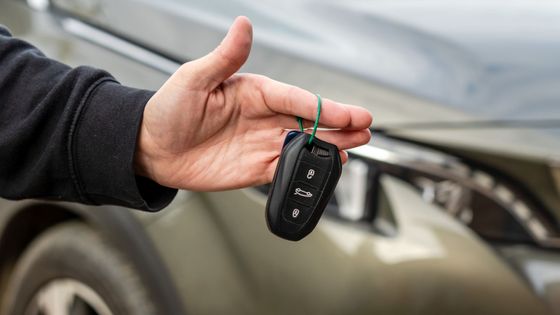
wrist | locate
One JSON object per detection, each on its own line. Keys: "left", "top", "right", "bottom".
{"left": 134, "top": 117, "right": 155, "bottom": 179}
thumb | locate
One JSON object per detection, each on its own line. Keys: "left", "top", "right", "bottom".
{"left": 190, "top": 16, "right": 253, "bottom": 90}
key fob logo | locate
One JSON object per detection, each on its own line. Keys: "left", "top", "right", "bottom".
{"left": 294, "top": 188, "right": 312, "bottom": 198}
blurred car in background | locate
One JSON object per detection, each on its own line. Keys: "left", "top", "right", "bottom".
{"left": 1, "top": 0, "right": 560, "bottom": 314}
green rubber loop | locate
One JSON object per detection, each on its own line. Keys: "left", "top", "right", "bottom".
{"left": 297, "top": 94, "right": 322, "bottom": 145}
{"left": 297, "top": 116, "right": 304, "bottom": 132}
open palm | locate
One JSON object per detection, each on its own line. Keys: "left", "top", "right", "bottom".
{"left": 135, "top": 17, "right": 372, "bottom": 191}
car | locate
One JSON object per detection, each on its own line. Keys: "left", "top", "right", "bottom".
{"left": 1, "top": 0, "right": 559, "bottom": 314}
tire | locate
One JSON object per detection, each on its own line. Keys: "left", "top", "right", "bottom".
{"left": 1, "top": 221, "right": 157, "bottom": 315}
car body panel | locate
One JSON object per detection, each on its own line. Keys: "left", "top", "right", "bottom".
{"left": 1, "top": 0, "right": 169, "bottom": 89}
{"left": 144, "top": 179, "right": 549, "bottom": 314}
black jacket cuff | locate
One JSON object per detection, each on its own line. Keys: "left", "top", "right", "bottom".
{"left": 71, "top": 79, "right": 177, "bottom": 211}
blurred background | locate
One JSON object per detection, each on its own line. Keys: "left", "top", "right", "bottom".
{"left": 1, "top": 0, "right": 560, "bottom": 314}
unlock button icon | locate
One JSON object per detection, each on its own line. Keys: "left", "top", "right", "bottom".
{"left": 292, "top": 208, "right": 300, "bottom": 218}
{"left": 306, "top": 169, "right": 315, "bottom": 179}
{"left": 296, "top": 162, "right": 324, "bottom": 189}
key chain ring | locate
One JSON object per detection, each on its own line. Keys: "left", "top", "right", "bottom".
{"left": 297, "top": 94, "right": 322, "bottom": 145}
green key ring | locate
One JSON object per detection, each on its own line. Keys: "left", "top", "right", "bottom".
{"left": 297, "top": 94, "right": 322, "bottom": 145}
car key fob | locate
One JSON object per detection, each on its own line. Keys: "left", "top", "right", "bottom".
{"left": 266, "top": 131, "right": 342, "bottom": 241}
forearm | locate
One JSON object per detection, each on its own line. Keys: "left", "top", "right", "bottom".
{"left": 0, "top": 26, "right": 176, "bottom": 211}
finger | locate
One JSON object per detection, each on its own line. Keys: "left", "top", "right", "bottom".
{"left": 188, "top": 16, "right": 253, "bottom": 90}
{"left": 272, "top": 114, "right": 336, "bottom": 130}
{"left": 267, "top": 110, "right": 369, "bottom": 131}
{"left": 267, "top": 126, "right": 371, "bottom": 154}
{"left": 340, "top": 150, "right": 349, "bottom": 164}
{"left": 261, "top": 79, "right": 373, "bottom": 130}
{"left": 313, "top": 129, "right": 371, "bottom": 150}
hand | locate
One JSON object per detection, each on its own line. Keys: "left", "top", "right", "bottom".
{"left": 135, "top": 16, "right": 372, "bottom": 191}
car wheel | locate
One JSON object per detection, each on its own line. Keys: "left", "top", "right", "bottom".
{"left": 1, "top": 221, "right": 157, "bottom": 315}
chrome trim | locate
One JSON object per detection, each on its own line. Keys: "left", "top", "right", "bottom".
{"left": 336, "top": 159, "right": 369, "bottom": 221}
{"left": 60, "top": 18, "right": 181, "bottom": 74}
{"left": 349, "top": 135, "right": 560, "bottom": 248}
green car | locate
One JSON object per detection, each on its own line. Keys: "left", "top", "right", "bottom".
{"left": 1, "top": 0, "right": 560, "bottom": 314}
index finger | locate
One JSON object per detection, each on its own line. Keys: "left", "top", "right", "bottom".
{"left": 260, "top": 78, "right": 373, "bottom": 130}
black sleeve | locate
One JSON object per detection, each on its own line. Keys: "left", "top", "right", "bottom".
{"left": 0, "top": 26, "right": 177, "bottom": 211}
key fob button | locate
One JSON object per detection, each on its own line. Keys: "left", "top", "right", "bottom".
{"left": 288, "top": 181, "right": 319, "bottom": 207}
{"left": 294, "top": 161, "right": 326, "bottom": 189}
{"left": 283, "top": 200, "right": 311, "bottom": 224}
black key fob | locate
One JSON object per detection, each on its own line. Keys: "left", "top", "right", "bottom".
{"left": 266, "top": 131, "right": 342, "bottom": 241}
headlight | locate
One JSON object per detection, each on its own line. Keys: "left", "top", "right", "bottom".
{"left": 333, "top": 133, "right": 560, "bottom": 248}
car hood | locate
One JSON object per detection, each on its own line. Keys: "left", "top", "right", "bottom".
{"left": 261, "top": 0, "right": 560, "bottom": 125}
{"left": 258, "top": 0, "right": 560, "bottom": 126}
